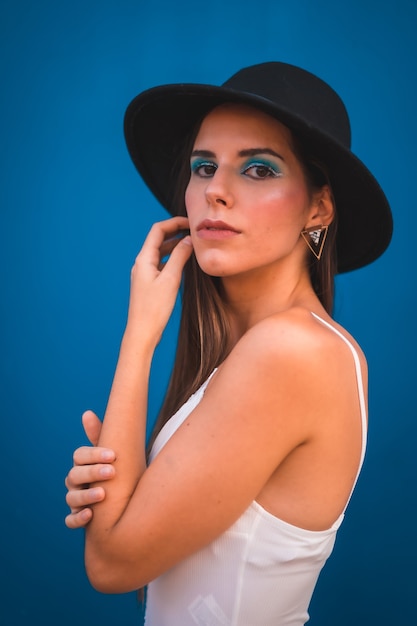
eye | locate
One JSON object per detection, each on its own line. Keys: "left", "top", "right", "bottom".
{"left": 190, "top": 160, "right": 217, "bottom": 178}
{"left": 242, "top": 160, "right": 281, "bottom": 179}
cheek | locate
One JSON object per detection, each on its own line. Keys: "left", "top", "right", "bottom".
{"left": 262, "top": 184, "right": 311, "bottom": 222}
{"left": 249, "top": 187, "right": 311, "bottom": 252}
{"left": 184, "top": 183, "right": 197, "bottom": 219}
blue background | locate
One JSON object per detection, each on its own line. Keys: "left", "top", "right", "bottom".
{"left": 1, "top": 1, "right": 416, "bottom": 624}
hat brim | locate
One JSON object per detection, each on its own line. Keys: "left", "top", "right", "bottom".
{"left": 124, "top": 83, "right": 393, "bottom": 273}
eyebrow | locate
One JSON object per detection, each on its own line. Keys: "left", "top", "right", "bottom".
{"left": 191, "top": 148, "right": 285, "bottom": 160}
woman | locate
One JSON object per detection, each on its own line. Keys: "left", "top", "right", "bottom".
{"left": 65, "top": 62, "right": 392, "bottom": 625}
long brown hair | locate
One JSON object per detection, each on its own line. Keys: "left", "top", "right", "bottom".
{"left": 147, "top": 114, "right": 338, "bottom": 452}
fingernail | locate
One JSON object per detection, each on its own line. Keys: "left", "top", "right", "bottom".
{"left": 101, "top": 450, "right": 114, "bottom": 461}
{"left": 99, "top": 466, "right": 113, "bottom": 478}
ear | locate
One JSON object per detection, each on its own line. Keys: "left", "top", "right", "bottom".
{"left": 306, "top": 185, "right": 335, "bottom": 228}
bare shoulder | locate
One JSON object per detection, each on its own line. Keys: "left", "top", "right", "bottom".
{"left": 235, "top": 306, "right": 365, "bottom": 360}
{"left": 217, "top": 307, "right": 367, "bottom": 396}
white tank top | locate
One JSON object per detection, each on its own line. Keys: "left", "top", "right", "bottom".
{"left": 145, "top": 314, "right": 367, "bottom": 625}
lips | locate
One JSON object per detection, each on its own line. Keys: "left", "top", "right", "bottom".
{"left": 195, "top": 219, "right": 241, "bottom": 241}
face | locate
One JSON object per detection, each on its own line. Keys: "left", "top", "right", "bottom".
{"left": 185, "top": 103, "right": 320, "bottom": 280}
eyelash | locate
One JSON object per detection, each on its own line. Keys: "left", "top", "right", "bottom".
{"left": 190, "top": 160, "right": 217, "bottom": 177}
{"left": 190, "top": 159, "right": 281, "bottom": 179}
{"left": 242, "top": 160, "right": 281, "bottom": 179}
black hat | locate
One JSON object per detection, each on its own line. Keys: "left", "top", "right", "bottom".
{"left": 124, "top": 61, "right": 393, "bottom": 273}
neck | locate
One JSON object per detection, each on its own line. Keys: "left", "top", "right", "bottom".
{"left": 221, "top": 262, "right": 318, "bottom": 342}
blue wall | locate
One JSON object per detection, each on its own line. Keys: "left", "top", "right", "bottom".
{"left": 1, "top": 1, "right": 415, "bottom": 623}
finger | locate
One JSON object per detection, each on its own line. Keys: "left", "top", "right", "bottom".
{"left": 65, "top": 507, "right": 94, "bottom": 529}
{"left": 72, "top": 445, "right": 116, "bottom": 467}
{"left": 145, "top": 217, "right": 190, "bottom": 249}
{"left": 159, "top": 229, "right": 190, "bottom": 259}
{"left": 82, "top": 410, "right": 103, "bottom": 446}
{"left": 139, "top": 217, "right": 190, "bottom": 266}
{"left": 158, "top": 232, "right": 192, "bottom": 270}
{"left": 160, "top": 235, "right": 193, "bottom": 280}
{"left": 66, "top": 462, "right": 115, "bottom": 489}
{"left": 66, "top": 485, "right": 106, "bottom": 510}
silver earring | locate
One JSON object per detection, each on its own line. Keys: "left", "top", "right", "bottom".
{"left": 300, "top": 225, "right": 329, "bottom": 260}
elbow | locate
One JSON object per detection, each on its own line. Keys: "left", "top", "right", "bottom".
{"left": 84, "top": 543, "right": 148, "bottom": 594}
{"left": 85, "top": 553, "right": 122, "bottom": 594}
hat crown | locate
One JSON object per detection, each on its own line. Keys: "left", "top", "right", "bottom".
{"left": 223, "top": 62, "right": 351, "bottom": 148}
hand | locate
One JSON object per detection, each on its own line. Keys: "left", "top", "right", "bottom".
{"left": 126, "top": 216, "right": 193, "bottom": 346}
{"left": 65, "top": 411, "right": 115, "bottom": 529}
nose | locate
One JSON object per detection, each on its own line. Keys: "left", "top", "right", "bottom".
{"left": 205, "top": 168, "right": 234, "bottom": 209}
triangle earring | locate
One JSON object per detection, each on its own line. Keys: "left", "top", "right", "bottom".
{"left": 300, "top": 225, "right": 329, "bottom": 260}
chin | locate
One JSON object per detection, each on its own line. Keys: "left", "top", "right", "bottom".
{"left": 194, "top": 250, "right": 232, "bottom": 277}
{"left": 198, "top": 264, "right": 229, "bottom": 278}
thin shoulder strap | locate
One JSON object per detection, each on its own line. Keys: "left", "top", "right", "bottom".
{"left": 311, "top": 312, "right": 367, "bottom": 511}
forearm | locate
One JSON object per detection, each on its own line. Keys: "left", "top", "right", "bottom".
{"left": 87, "top": 328, "right": 155, "bottom": 534}
{"left": 82, "top": 217, "right": 193, "bottom": 590}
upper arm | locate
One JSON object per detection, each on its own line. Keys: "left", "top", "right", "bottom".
{"left": 86, "top": 312, "right": 350, "bottom": 591}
